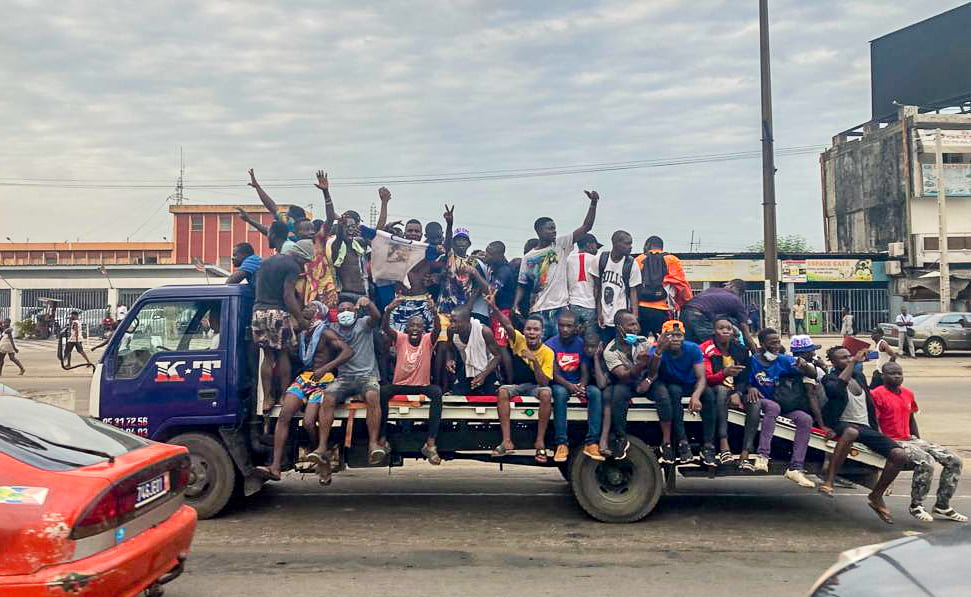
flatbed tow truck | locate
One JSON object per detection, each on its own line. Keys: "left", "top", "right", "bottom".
{"left": 90, "top": 284, "right": 886, "bottom": 521}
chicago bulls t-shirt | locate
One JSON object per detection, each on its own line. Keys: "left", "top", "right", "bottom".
{"left": 544, "top": 334, "right": 587, "bottom": 385}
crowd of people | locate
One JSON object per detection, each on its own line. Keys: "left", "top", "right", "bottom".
{"left": 228, "top": 169, "right": 963, "bottom": 524}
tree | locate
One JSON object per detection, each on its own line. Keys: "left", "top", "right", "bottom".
{"left": 747, "top": 234, "right": 814, "bottom": 253}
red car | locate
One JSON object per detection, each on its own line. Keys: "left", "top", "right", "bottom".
{"left": 0, "top": 391, "right": 196, "bottom": 596}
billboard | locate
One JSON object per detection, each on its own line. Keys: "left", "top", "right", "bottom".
{"left": 870, "top": 3, "right": 971, "bottom": 121}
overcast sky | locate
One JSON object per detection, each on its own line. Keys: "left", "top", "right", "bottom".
{"left": 1, "top": 1, "right": 965, "bottom": 253}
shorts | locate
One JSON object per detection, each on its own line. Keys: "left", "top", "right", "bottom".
{"left": 499, "top": 383, "right": 550, "bottom": 397}
{"left": 327, "top": 374, "right": 381, "bottom": 403}
{"left": 490, "top": 309, "right": 512, "bottom": 347}
{"left": 285, "top": 371, "right": 335, "bottom": 405}
{"left": 390, "top": 294, "right": 436, "bottom": 332}
{"left": 64, "top": 341, "right": 84, "bottom": 352}
{"left": 252, "top": 309, "right": 297, "bottom": 351}
{"left": 834, "top": 422, "right": 899, "bottom": 458}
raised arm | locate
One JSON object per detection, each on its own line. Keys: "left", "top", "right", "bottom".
{"left": 428, "top": 297, "right": 442, "bottom": 340}
{"left": 315, "top": 170, "right": 337, "bottom": 231}
{"left": 376, "top": 187, "right": 391, "bottom": 230}
{"left": 358, "top": 296, "right": 381, "bottom": 328}
{"left": 313, "top": 329, "right": 354, "bottom": 382}
{"left": 247, "top": 169, "right": 280, "bottom": 218}
{"left": 236, "top": 207, "right": 269, "bottom": 236}
{"left": 486, "top": 294, "right": 516, "bottom": 340}
{"left": 442, "top": 204, "right": 454, "bottom": 254}
{"left": 381, "top": 296, "right": 404, "bottom": 339}
{"left": 571, "top": 190, "right": 599, "bottom": 243}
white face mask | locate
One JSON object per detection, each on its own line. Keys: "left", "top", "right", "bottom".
{"left": 762, "top": 350, "right": 779, "bottom": 362}
{"left": 337, "top": 311, "right": 357, "bottom": 327}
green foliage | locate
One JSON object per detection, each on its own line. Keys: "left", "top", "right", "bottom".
{"left": 747, "top": 235, "right": 814, "bottom": 253}
{"left": 14, "top": 319, "right": 35, "bottom": 339}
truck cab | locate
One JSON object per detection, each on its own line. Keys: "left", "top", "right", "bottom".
{"left": 92, "top": 285, "right": 889, "bottom": 523}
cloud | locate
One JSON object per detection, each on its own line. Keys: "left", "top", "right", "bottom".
{"left": 0, "top": 0, "right": 966, "bottom": 253}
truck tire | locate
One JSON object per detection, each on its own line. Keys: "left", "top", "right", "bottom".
{"left": 570, "top": 436, "right": 662, "bottom": 523}
{"left": 168, "top": 432, "right": 236, "bottom": 519}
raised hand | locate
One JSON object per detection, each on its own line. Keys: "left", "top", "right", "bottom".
{"left": 315, "top": 170, "right": 329, "bottom": 191}
{"left": 356, "top": 296, "right": 372, "bottom": 310}
{"left": 584, "top": 190, "right": 600, "bottom": 203}
{"left": 443, "top": 204, "right": 455, "bottom": 225}
{"left": 378, "top": 187, "right": 391, "bottom": 203}
{"left": 248, "top": 169, "right": 258, "bottom": 188}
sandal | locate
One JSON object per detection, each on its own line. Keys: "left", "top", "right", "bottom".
{"left": 717, "top": 451, "right": 734, "bottom": 465}
{"left": 422, "top": 444, "right": 442, "bottom": 466}
{"left": 253, "top": 466, "right": 281, "bottom": 482}
{"left": 818, "top": 484, "right": 834, "bottom": 499}
{"left": 867, "top": 498, "right": 894, "bottom": 524}
{"left": 490, "top": 443, "right": 515, "bottom": 458}
{"left": 534, "top": 448, "right": 549, "bottom": 464}
{"left": 933, "top": 507, "right": 969, "bottom": 522}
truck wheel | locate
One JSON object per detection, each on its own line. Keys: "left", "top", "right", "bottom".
{"left": 570, "top": 436, "right": 662, "bottom": 523}
{"left": 168, "top": 432, "right": 236, "bottom": 519}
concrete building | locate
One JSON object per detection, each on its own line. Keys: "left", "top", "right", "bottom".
{"left": 170, "top": 204, "right": 281, "bottom": 269}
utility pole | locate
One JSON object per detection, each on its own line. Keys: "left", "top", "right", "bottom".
{"left": 759, "top": 0, "right": 780, "bottom": 330}
{"left": 935, "top": 130, "right": 951, "bottom": 311}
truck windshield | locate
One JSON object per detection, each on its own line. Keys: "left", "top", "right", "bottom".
{"left": 0, "top": 395, "right": 146, "bottom": 471}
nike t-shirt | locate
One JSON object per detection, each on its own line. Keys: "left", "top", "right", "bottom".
{"left": 545, "top": 334, "right": 587, "bottom": 385}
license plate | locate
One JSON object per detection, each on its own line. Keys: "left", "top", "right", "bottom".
{"left": 135, "top": 473, "right": 169, "bottom": 508}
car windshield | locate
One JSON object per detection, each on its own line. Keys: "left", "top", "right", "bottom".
{"left": 0, "top": 395, "right": 147, "bottom": 471}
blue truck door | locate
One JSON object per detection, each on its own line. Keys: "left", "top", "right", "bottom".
{"left": 98, "top": 298, "right": 229, "bottom": 438}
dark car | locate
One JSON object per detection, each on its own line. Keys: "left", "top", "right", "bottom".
{"left": 810, "top": 525, "right": 970, "bottom": 596}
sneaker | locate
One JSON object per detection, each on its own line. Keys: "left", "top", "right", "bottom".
{"left": 737, "top": 459, "right": 756, "bottom": 472}
{"left": 583, "top": 443, "right": 605, "bottom": 461}
{"left": 932, "top": 506, "right": 969, "bottom": 522}
{"left": 658, "top": 443, "right": 675, "bottom": 465}
{"left": 784, "top": 468, "right": 816, "bottom": 488}
{"left": 553, "top": 444, "right": 569, "bottom": 463}
{"left": 910, "top": 505, "right": 934, "bottom": 522}
{"left": 613, "top": 438, "right": 630, "bottom": 460}
{"left": 677, "top": 442, "right": 694, "bottom": 464}
{"left": 718, "top": 450, "right": 734, "bottom": 465}
{"left": 701, "top": 446, "right": 717, "bottom": 467}
{"left": 753, "top": 455, "right": 770, "bottom": 473}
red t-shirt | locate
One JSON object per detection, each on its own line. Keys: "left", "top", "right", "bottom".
{"left": 392, "top": 331, "right": 433, "bottom": 387}
{"left": 870, "top": 385, "right": 918, "bottom": 441}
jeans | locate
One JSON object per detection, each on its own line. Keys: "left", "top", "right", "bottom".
{"left": 680, "top": 307, "right": 714, "bottom": 345}
{"left": 379, "top": 384, "right": 443, "bottom": 439}
{"left": 604, "top": 384, "right": 634, "bottom": 443}
{"left": 531, "top": 307, "right": 565, "bottom": 340}
{"left": 713, "top": 386, "right": 732, "bottom": 440}
{"left": 757, "top": 403, "right": 812, "bottom": 470}
{"left": 651, "top": 381, "right": 716, "bottom": 446}
{"left": 740, "top": 398, "right": 774, "bottom": 455}
{"left": 551, "top": 384, "right": 603, "bottom": 446}
{"left": 793, "top": 319, "right": 806, "bottom": 335}
{"left": 568, "top": 305, "right": 597, "bottom": 330}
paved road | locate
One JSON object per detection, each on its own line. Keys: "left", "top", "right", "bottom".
{"left": 5, "top": 345, "right": 970, "bottom": 596}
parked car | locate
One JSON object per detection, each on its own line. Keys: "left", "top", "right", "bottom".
{"left": 809, "top": 524, "right": 971, "bottom": 595}
{"left": 0, "top": 392, "right": 196, "bottom": 596}
{"left": 879, "top": 312, "right": 971, "bottom": 357}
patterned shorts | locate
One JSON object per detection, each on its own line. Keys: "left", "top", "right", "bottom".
{"left": 252, "top": 309, "right": 297, "bottom": 351}
{"left": 285, "top": 371, "right": 335, "bottom": 405}
{"left": 389, "top": 295, "right": 436, "bottom": 332}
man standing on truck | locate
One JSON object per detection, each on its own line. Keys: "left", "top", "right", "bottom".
{"left": 380, "top": 296, "right": 444, "bottom": 465}
{"left": 252, "top": 239, "right": 314, "bottom": 417}
{"left": 489, "top": 300, "right": 556, "bottom": 463}
{"left": 547, "top": 310, "right": 604, "bottom": 462}
{"left": 589, "top": 230, "right": 641, "bottom": 344}
{"left": 514, "top": 190, "right": 600, "bottom": 339}
{"left": 226, "top": 242, "right": 262, "bottom": 285}
{"left": 635, "top": 236, "right": 692, "bottom": 339}
{"left": 307, "top": 297, "right": 385, "bottom": 482}
{"left": 256, "top": 302, "right": 353, "bottom": 482}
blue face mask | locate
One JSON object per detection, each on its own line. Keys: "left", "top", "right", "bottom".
{"left": 624, "top": 333, "right": 641, "bottom": 346}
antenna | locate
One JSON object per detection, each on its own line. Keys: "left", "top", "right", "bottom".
{"left": 168, "top": 146, "right": 188, "bottom": 205}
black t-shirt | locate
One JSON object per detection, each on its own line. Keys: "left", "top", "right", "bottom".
{"left": 492, "top": 262, "right": 518, "bottom": 310}
{"left": 254, "top": 254, "right": 302, "bottom": 310}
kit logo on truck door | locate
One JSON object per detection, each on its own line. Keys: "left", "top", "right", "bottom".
{"left": 155, "top": 359, "right": 222, "bottom": 383}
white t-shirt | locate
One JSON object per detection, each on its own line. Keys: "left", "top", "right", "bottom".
{"left": 588, "top": 250, "right": 642, "bottom": 328}
{"left": 566, "top": 251, "right": 596, "bottom": 309}
{"left": 895, "top": 313, "right": 913, "bottom": 331}
{"left": 519, "top": 234, "right": 574, "bottom": 313}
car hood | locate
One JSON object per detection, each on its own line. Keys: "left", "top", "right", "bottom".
{"left": 813, "top": 525, "right": 971, "bottom": 596}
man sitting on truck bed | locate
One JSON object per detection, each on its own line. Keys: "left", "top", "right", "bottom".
{"left": 489, "top": 297, "right": 556, "bottom": 463}
{"left": 379, "top": 296, "right": 444, "bottom": 465}
{"left": 603, "top": 309, "right": 652, "bottom": 461}
{"left": 548, "top": 309, "right": 604, "bottom": 462}
{"left": 256, "top": 302, "right": 353, "bottom": 481}
{"left": 445, "top": 304, "right": 503, "bottom": 396}
{"left": 307, "top": 297, "right": 385, "bottom": 483}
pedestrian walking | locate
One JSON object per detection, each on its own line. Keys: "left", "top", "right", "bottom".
{"left": 0, "top": 318, "right": 26, "bottom": 376}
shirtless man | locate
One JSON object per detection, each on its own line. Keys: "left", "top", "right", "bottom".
{"left": 256, "top": 303, "right": 353, "bottom": 481}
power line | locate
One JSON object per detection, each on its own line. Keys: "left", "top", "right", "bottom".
{"left": 0, "top": 145, "right": 823, "bottom": 189}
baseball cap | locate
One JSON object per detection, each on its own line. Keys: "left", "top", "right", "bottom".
{"left": 453, "top": 227, "right": 471, "bottom": 240}
{"left": 576, "top": 233, "right": 603, "bottom": 249}
{"left": 661, "top": 320, "right": 686, "bottom": 334}
{"left": 790, "top": 334, "right": 821, "bottom": 353}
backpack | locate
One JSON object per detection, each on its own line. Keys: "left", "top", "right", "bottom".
{"left": 598, "top": 252, "right": 635, "bottom": 307}
{"left": 773, "top": 374, "right": 810, "bottom": 414}
{"left": 638, "top": 252, "right": 668, "bottom": 302}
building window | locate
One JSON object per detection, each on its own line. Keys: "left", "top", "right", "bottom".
{"left": 219, "top": 215, "right": 232, "bottom": 232}
{"left": 924, "top": 236, "right": 939, "bottom": 251}
{"left": 218, "top": 256, "right": 232, "bottom": 270}
{"left": 191, "top": 215, "right": 204, "bottom": 232}
{"left": 45, "top": 255, "right": 56, "bottom": 265}
{"left": 146, "top": 255, "right": 158, "bottom": 264}
{"left": 924, "top": 236, "right": 971, "bottom": 251}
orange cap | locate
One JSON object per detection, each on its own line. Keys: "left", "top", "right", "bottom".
{"left": 661, "top": 320, "right": 685, "bottom": 334}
